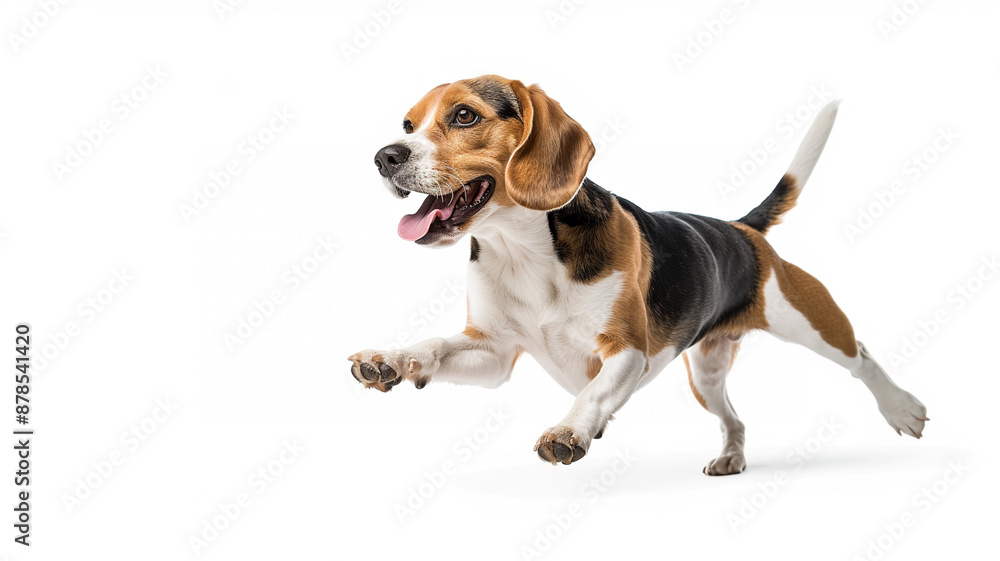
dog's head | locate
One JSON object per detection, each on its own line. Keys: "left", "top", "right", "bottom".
{"left": 374, "top": 75, "right": 595, "bottom": 247}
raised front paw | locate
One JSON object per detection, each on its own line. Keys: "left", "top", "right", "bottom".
{"left": 534, "top": 427, "right": 589, "bottom": 465}
{"left": 347, "top": 350, "right": 427, "bottom": 392}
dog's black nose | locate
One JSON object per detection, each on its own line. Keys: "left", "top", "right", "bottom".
{"left": 374, "top": 144, "right": 411, "bottom": 178}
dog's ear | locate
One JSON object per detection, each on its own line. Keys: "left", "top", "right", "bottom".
{"left": 504, "top": 82, "right": 595, "bottom": 211}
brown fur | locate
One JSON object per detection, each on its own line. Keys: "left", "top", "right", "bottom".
{"left": 698, "top": 337, "right": 727, "bottom": 357}
{"left": 404, "top": 77, "right": 536, "bottom": 339}
{"left": 553, "top": 197, "right": 855, "bottom": 366}
{"left": 553, "top": 197, "right": 657, "bottom": 361}
{"left": 768, "top": 175, "right": 801, "bottom": 231}
{"left": 505, "top": 82, "right": 595, "bottom": 211}
{"left": 402, "top": 84, "right": 448, "bottom": 130}
{"left": 403, "top": 77, "right": 525, "bottom": 218}
{"left": 405, "top": 77, "right": 610, "bottom": 355}
{"left": 729, "top": 222, "right": 858, "bottom": 358}
{"left": 753, "top": 174, "right": 801, "bottom": 235}
{"left": 776, "top": 261, "right": 858, "bottom": 357}
{"left": 403, "top": 77, "right": 854, "bottom": 368}
{"left": 585, "top": 355, "right": 603, "bottom": 380}
{"left": 462, "top": 324, "right": 488, "bottom": 341}
{"left": 548, "top": 190, "right": 684, "bottom": 361}
{"left": 402, "top": 77, "right": 594, "bottom": 216}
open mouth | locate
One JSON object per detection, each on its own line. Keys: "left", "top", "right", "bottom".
{"left": 397, "top": 176, "right": 494, "bottom": 243}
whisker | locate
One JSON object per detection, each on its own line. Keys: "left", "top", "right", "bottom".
{"left": 436, "top": 168, "right": 466, "bottom": 206}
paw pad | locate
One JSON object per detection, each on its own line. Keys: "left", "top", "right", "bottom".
{"left": 348, "top": 352, "right": 403, "bottom": 392}
{"left": 534, "top": 428, "right": 587, "bottom": 465}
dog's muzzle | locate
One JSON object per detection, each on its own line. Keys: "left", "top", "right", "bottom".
{"left": 374, "top": 144, "right": 411, "bottom": 178}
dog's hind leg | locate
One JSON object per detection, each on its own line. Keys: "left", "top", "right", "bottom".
{"left": 761, "top": 259, "right": 929, "bottom": 438}
{"left": 685, "top": 337, "right": 746, "bottom": 475}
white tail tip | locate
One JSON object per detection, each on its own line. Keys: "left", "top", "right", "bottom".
{"left": 786, "top": 100, "right": 840, "bottom": 187}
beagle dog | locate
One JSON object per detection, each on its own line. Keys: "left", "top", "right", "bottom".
{"left": 350, "top": 75, "right": 928, "bottom": 474}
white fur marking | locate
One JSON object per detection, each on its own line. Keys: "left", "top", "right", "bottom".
{"left": 763, "top": 274, "right": 859, "bottom": 368}
{"left": 468, "top": 206, "right": 626, "bottom": 394}
{"left": 555, "top": 347, "right": 648, "bottom": 443}
{"left": 786, "top": 100, "right": 839, "bottom": 186}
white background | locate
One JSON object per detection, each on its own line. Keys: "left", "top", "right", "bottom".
{"left": 1, "top": 0, "right": 997, "bottom": 559}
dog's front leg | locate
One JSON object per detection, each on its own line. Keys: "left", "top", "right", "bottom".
{"left": 535, "top": 348, "right": 648, "bottom": 465}
{"left": 348, "top": 332, "right": 520, "bottom": 392}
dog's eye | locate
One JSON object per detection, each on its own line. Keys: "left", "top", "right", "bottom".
{"left": 402, "top": 120, "right": 414, "bottom": 134}
{"left": 453, "top": 108, "right": 479, "bottom": 127}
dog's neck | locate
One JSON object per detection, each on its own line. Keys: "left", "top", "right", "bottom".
{"left": 472, "top": 204, "right": 553, "bottom": 267}
{"left": 470, "top": 179, "right": 613, "bottom": 278}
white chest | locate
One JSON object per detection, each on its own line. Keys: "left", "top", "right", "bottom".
{"left": 467, "top": 232, "right": 624, "bottom": 394}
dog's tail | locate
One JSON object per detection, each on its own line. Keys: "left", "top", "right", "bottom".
{"left": 738, "top": 100, "right": 840, "bottom": 234}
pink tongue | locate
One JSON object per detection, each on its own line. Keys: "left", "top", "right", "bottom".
{"left": 398, "top": 195, "right": 456, "bottom": 241}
